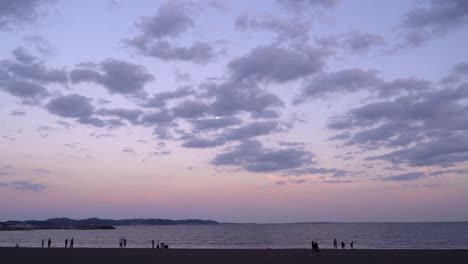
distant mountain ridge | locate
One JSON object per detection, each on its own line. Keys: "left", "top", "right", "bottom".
{"left": 1, "top": 217, "right": 219, "bottom": 227}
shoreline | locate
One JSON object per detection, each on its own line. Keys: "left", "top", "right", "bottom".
{"left": 1, "top": 248, "right": 467, "bottom": 264}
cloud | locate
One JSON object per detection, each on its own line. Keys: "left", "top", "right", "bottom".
{"left": 10, "top": 110, "right": 26, "bottom": 116}
{"left": 132, "top": 1, "right": 195, "bottom": 40}
{"left": 328, "top": 77, "right": 468, "bottom": 168}
{"left": 1, "top": 80, "right": 49, "bottom": 102}
{"left": 70, "top": 59, "right": 154, "bottom": 96}
{"left": 126, "top": 1, "right": 217, "bottom": 63}
{"left": 212, "top": 140, "right": 314, "bottom": 173}
{"left": 285, "top": 167, "right": 349, "bottom": 177}
{"left": 402, "top": 0, "right": 468, "bottom": 33}
{"left": 235, "top": 14, "right": 312, "bottom": 42}
{"left": 129, "top": 40, "right": 217, "bottom": 64}
{"left": 189, "top": 117, "right": 242, "bottom": 131}
{"left": 0, "top": 0, "right": 53, "bottom": 30}
{"left": 295, "top": 69, "right": 381, "bottom": 102}
{"left": 343, "top": 32, "right": 385, "bottom": 54}
{"left": 1, "top": 48, "right": 68, "bottom": 84}
{"left": 203, "top": 80, "right": 284, "bottom": 118}
{"left": 171, "top": 99, "right": 210, "bottom": 118}
{"left": 440, "top": 62, "right": 468, "bottom": 84}
{"left": 122, "top": 147, "right": 136, "bottom": 154}
{"left": 368, "top": 132, "right": 468, "bottom": 167}
{"left": 295, "top": 69, "right": 431, "bottom": 103}
{"left": 0, "top": 180, "right": 46, "bottom": 191}
{"left": 228, "top": 45, "right": 328, "bottom": 83}
{"left": 223, "top": 121, "right": 281, "bottom": 141}
{"left": 392, "top": 0, "right": 468, "bottom": 49}
{"left": 46, "top": 94, "right": 94, "bottom": 118}
{"left": 140, "top": 109, "right": 174, "bottom": 125}
{"left": 143, "top": 86, "right": 195, "bottom": 108}
{"left": 97, "top": 108, "right": 143, "bottom": 124}
{"left": 276, "top": 0, "right": 337, "bottom": 13}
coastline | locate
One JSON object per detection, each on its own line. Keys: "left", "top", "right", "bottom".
{"left": 1, "top": 248, "right": 467, "bottom": 264}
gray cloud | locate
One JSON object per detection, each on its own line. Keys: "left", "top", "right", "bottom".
{"left": 143, "top": 86, "right": 194, "bottom": 108}
{"left": 212, "top": 140, "right": 314, "bottom": 173}
{"left": 132, "top": 1, "right": 195, "bottom": 40}
{"left": 0, "top": 0, "right": 53, "bottom": 30}
{"left": 228, "top": 45, "right": 328, "bottom": 83}
{"left": 126, "top": 1, "right": 217, "bottom": 63}
{"left": 46, "top": 94, "right": 94, "bottom": 118}
{"left": 328, "top": 78, "right": 468, "bottom": 168}
{"left": 122, "top": 147, "right": 136, "bottom": 154}
{"left": 1, "top": 48, "right": 67, "bottom": 84}
{"left": 343, "top": 32, "right": 385, "bottom": 54}
{"left": 296, "top": 69, "right": 381, "bottom": 102}
{"left": 402, "top": 0, "right": 468, "bottom": 33}
{"left": 12, "top": 47, "right": 37, "bottom": 64}
{"left": 368, "top": 132, "right": 468, "bottom": 167}
{"left": 223, "top": 121, "right": 281, "bottom": 141}
{"left": 285, "top": 167, "right": 349, "bottom": 177}
{"left": 130, "top": 40, "right": 217, "bottom": 64}
{"left": 189, "top": 117, "right": 242, "bottom": 131}
{"left": 10, "top": 110, "right": 26, "bottom": 116}
{"left": 203, "top": 80, "right": 284, "bottom": 118}
{"left": 440, "top": 62, "right": 468, "bottom": 84}
{"left": 0, "top": 180, "right": 46, "bottom": 191}
{"left": 140, "top": 109, "right": 174, "bottom": 126}
{"left": 393, "top": 0, "right": 468, "bottom": 49}
{"left": 70, "top": 59, "right": 154, "bottom": 96}
{"left": 235, "top": 14, "right": 312, "bottom": 42}
{"left": 383, "top": 172, "right": 426, "bottom": 181}
{"left": 1, "top": 80, "right": 49, "bottom": 102}
{"left": 171, "top": 99, "right": 210, "bottom": 119}
{"left": 276, "top": 0, "right": 337, "bottom": 12}
{"left": 296, "top": 69, "right": 431, "bottom": 103}
{"left": 97, "top": 108, "right": 143, "bottom": 124}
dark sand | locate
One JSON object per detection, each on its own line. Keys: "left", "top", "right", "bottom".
{"left": 1, "top": 248, "right": 468, "bottom": 264}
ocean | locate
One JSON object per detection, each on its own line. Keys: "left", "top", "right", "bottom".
{"left": 1, "top": 223, "right": 467, "bottom": 249}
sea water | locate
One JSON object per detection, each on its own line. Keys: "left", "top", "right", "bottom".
{"left": 1, "top": 222, "right": 467, "bottom": 249}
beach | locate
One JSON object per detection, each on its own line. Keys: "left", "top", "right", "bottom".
{"left": 1, "top": 248, "right": 467, "bottom": 264}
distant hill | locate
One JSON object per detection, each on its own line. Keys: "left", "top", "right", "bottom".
{"left": 0, "top": 217, "right": 219, "bottom": 230}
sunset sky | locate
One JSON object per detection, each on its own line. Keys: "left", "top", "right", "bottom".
{"left": 1, "top": 0, "right": 467, "bottom": 223}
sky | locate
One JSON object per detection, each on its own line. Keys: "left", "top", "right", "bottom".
{"left": 0, "top": 0, "right": 467, "bottom": 223}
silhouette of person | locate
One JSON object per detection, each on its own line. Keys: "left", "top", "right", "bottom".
{"left": 124, "top": 238, "right": 127, "bottom": 248}
{"left": 15, "top": 243, "right": 19, "bottom": 248}
{"left": 65, "top": 238, "right": 68, "bottom": 248}
{"left": 41, "top": 239, "right": 44, "bottom": 248}
{"left": 152, "top": 240, "right": 155, "bottom": 249}
{"left": 333, "top": 238, "right": 337, "bottom": 249}
{"left": 341, "top": 241, "right": 345, "bottom": 249}
{"left": 119, "top": 238, "right": 123, "bottom": 248}
{"left": 70, "top": 238, "right": 74, "bottom": 248}
{"left": 48, "top": 238, "right": 51, "bottom": 248}
{"left": 315, "top": 242, "right": 320, "bottom": 256}
{"left": 351, "top": 241, "right": 354, "bottom": 249}
{"left": 311, "top": 241, "right": 315, "bottom": 254}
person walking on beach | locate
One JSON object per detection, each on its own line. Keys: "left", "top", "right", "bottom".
{"left": 341, "top": 241, "right": 345, "bottom": 249}
{"left": 333, "top": 238, "right": 337, "bottom": 249}
{"left": 65, "top": 238, "right": 68, "bottom": 248}
{"left": 311, "top": 241, "right": 315, "bottom": 255}
{"left": 351, "top": 241, "right": 354, "bottom": 249}
{"left": 315, "top": 242, "right": 320, "bottom": 256}
{"left": 48, "top": 238, "right": 51, "bottom": 248}
{"left": 41, "top": 239, "right": 44, "bottom": 248}
{"left": 119, "top": 238, "right": 123, "bottom": 248}
{"left": 152, "top": 240, "right": 155, "bottom": 249}
{"left": 70, "top": 238, "right": 74, "bottom": 248}
{"left": 124, "top": 238, "right": 127, "bottom": 248}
